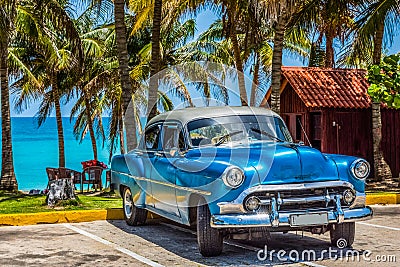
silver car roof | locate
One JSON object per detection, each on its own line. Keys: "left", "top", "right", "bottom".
{"left": 146, "top": 106, "right": 279, "bottom": 127}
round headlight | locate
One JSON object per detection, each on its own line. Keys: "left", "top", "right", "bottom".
{"left": 245, "top": 196, "right": 261, "bottom": 212}
{"left": 350, "top": 159, "right": 370, "bottom": 180}
{"left": 342, "top": 189, "right": 355, "bottom": 205}
{"left": 221, "top": 166, "right": 244, "bottom": 188}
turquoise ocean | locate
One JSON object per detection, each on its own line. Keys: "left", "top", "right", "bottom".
{"left": 1, "top": 117, "right": 119, "bottom": 191}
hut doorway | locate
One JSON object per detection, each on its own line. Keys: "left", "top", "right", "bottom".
{"left": 310, "top": 112, "right": 322, "bottom": 150}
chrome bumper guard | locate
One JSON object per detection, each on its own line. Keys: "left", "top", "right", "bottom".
{"left": 211, "top": 206, "right": 373, "bottom": 228}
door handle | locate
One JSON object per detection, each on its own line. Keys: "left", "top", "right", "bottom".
{"left": 154, "top": 152, "right": 163, "bottom": 157}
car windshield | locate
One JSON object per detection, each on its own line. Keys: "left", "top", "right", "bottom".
{"left": 187, "top": 115, "right": 293, "bottom": 147}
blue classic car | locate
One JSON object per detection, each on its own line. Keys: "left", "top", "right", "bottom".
{"left": 111, "top": 106, "right": 373, "bottom": 256}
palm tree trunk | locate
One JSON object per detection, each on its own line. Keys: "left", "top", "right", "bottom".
{"left": 250, "top": 53, "right": 259, "bottom": 107}
{"left": 226, "top": 2, "right": 247, "bottom": 106}
{"left": 270, "top": 14, "right": 287, "bottom": 115}
{"left": 53, "top": 77, "right": 65, "bottom": 168}
{"left": 114, "top": 0, "right": 137, "bottom": 151}
{"left": 372, "top": 102, "right": 392, "bottom": 180}
{"left": 119, "top": 111, "right": 125, "bottom": 154}
{"left": 83, "top": 89, "right": 98, "bottom": 160}
{"left": 230, "top": 30, "right": 248, "bottom": 106}
{"left": 371, "top": 22, "right": 392, "bottom": 180}
{"left": 373, "top": 22, "right": 384, "bottom": 65}
{"left": 148, "top": 0, "right": 162, "bottom": 120}
{"left": 0, "top": 37, "right": 18, "bottom": 191}
{"left": 325, "top": 31, "right": 334, "bottom": 68}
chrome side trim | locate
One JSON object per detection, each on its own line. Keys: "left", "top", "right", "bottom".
{"left": 210, "top": 206, "right": 373, "bottom": 228}
{"left": 111, "top": 170, "right": 211, "bottom": 196}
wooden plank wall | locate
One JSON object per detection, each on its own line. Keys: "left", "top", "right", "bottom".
{"left": 280, "top": 85, "right": 307, "bottom": 114}
{"left": 381, "top": 109, "right": 400, "bottom": 177}
{"left": 280, "top": 84, "right": 309, "bottom": 143}
{"left": 321, "top": 109, "right": 373, "bottom": 166}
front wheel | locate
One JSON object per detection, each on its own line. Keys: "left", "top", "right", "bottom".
{"left": 197, "top": 203, "right": 223, "bottom": 257}
{"left": 330, "top": 222, "right": 355, "bottom": 248}
{"left": 123, "top": 187, "right": 147, "bottom": 226}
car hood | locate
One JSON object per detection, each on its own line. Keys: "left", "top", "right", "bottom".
{"left": 185, "top": 142, "right": 339, "bottom": 184}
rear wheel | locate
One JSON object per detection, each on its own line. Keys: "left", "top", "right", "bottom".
{"left": 197, "top": 202, "right": 223, "bottom": 257}
{"left": 330, "top": 222, "right": 355, "bottom": 248}
{"left": 123, "top": 187, "right": 147, "bottom": 226}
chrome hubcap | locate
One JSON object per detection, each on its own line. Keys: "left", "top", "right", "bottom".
{"left": 124, "top": 189, "right": 133, "bottom": 218}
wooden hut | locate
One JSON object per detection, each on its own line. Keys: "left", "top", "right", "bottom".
{"left": 261, "top": 67, "right": 400, "bottom": 177}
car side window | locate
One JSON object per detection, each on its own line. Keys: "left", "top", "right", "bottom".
{"left": 144, "top": 125, "right": 161, "bottom": 151}
{"left": 178, "top": 130, "right": 186, "bottom": 151}
{"left": 162, "top": 123, "right": 186, "bottom": 152}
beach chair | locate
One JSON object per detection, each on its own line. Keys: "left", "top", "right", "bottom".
{"left": 58, "top": 167, "right": 82, "bottom": 189}
{"left": 46, "top": 167, "right": 59, "bottom": 189}
{"left": 81, "top": 166, "right": 104, "bottom": 193}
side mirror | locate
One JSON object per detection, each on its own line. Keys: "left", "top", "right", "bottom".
{"left": 298, "top": 141, "right": 305, "bottom": 146}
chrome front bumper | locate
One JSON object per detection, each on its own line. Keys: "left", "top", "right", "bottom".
{"left": 211, "top": 206, "right": 373, "bottom": 228}
{"left": 212, "top": 181, "right": 373, "bottom": 229}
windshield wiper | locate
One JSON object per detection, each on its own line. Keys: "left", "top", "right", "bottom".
{"left": 215, "top": 131, "right": 243, "bottom": 146}
{"left": 250, "top": 128, "right": 285, "bottom": 143}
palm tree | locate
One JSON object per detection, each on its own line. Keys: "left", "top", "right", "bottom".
{"left": 128, "top": 0, "right": 211, "bottom": 119}
{"left": 268, "top": 0, "right": 293, "bottom": 114}
{"left": 70, "top": 10, "right": 117, "bottom": 161}
{"left": 114, "top": 0, "right": 138, "bottom": 151}
{"left": 10, "top": 0, "right": 83, "bottom": 168}
{"left": 132, "top": 19, "right": 206, "bottom": 106}
{"left": 245, "top": 0, "right": 306, "bottom": 113}
{"left": 340, "top": 0, "right": 399, "bottom": 180}
{"left": 293, "top": 0, "right": 355, "bottom": 68}
{"left": 260, "top": 0, "right": 355, "bottom": 113}
{"left": 222, "top": 0, "right": 248, "bottom": 106}
{"left": 181, "top": 16, "right": 309, "bottom": 107}
{"left": 363, "top": 1, "right": 398, "bottom": 180}
{"left": 147, "top": 0, "right": 163, "bottom": 120}
{"left": 339, "top": 0, "right": 400, "bottom": 67}
{"left": 0, "top": 0, "right": 18, "bottom": 191}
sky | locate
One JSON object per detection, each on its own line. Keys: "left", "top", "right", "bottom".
{"left": 9, "top": 9, "right": 400, "bottom": 117}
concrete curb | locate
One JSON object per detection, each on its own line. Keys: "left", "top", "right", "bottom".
{"left": 366, "top": 193, "right": 400, "bottom": 205}
{"left": 0, "top": 208, "right": 124, "bottom": 226}
{"left": 0, "top": 194, "right": 398, "bottom": 227}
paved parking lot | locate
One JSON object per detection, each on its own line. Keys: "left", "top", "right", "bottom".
{"left": 0, "top": 205, "right": 399, "bottom": 266}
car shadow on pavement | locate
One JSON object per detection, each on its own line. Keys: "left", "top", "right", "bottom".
{"left": 107, "top": 219, "right": 365, "bottom": 266}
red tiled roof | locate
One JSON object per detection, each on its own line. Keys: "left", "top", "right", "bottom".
{"left": 280, "top": 67, "right": 371, "bottom": 109}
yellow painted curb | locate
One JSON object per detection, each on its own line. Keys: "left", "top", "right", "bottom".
{"left": 0, "top": 208, "right": 124, "bottom": 226}
{"left": 106, "top": 208, "right": 124, "bottom": 220}
{"left": 366, "top": 194, "right": 400, "bottom": 205}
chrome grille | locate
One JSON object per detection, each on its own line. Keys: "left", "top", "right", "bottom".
{"left": 244, "top": 186, "right": 353, "bottom": 212}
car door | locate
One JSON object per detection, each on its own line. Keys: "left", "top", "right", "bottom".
{"left": 138, "top": 123, "right": 162, "bottom": 207}
{"left": 151, "top": 122, "right": 183, "bottom": 217}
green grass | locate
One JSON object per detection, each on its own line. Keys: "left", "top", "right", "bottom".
{"left": 0, "top": 191, "right": 122, "bottom": 214}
